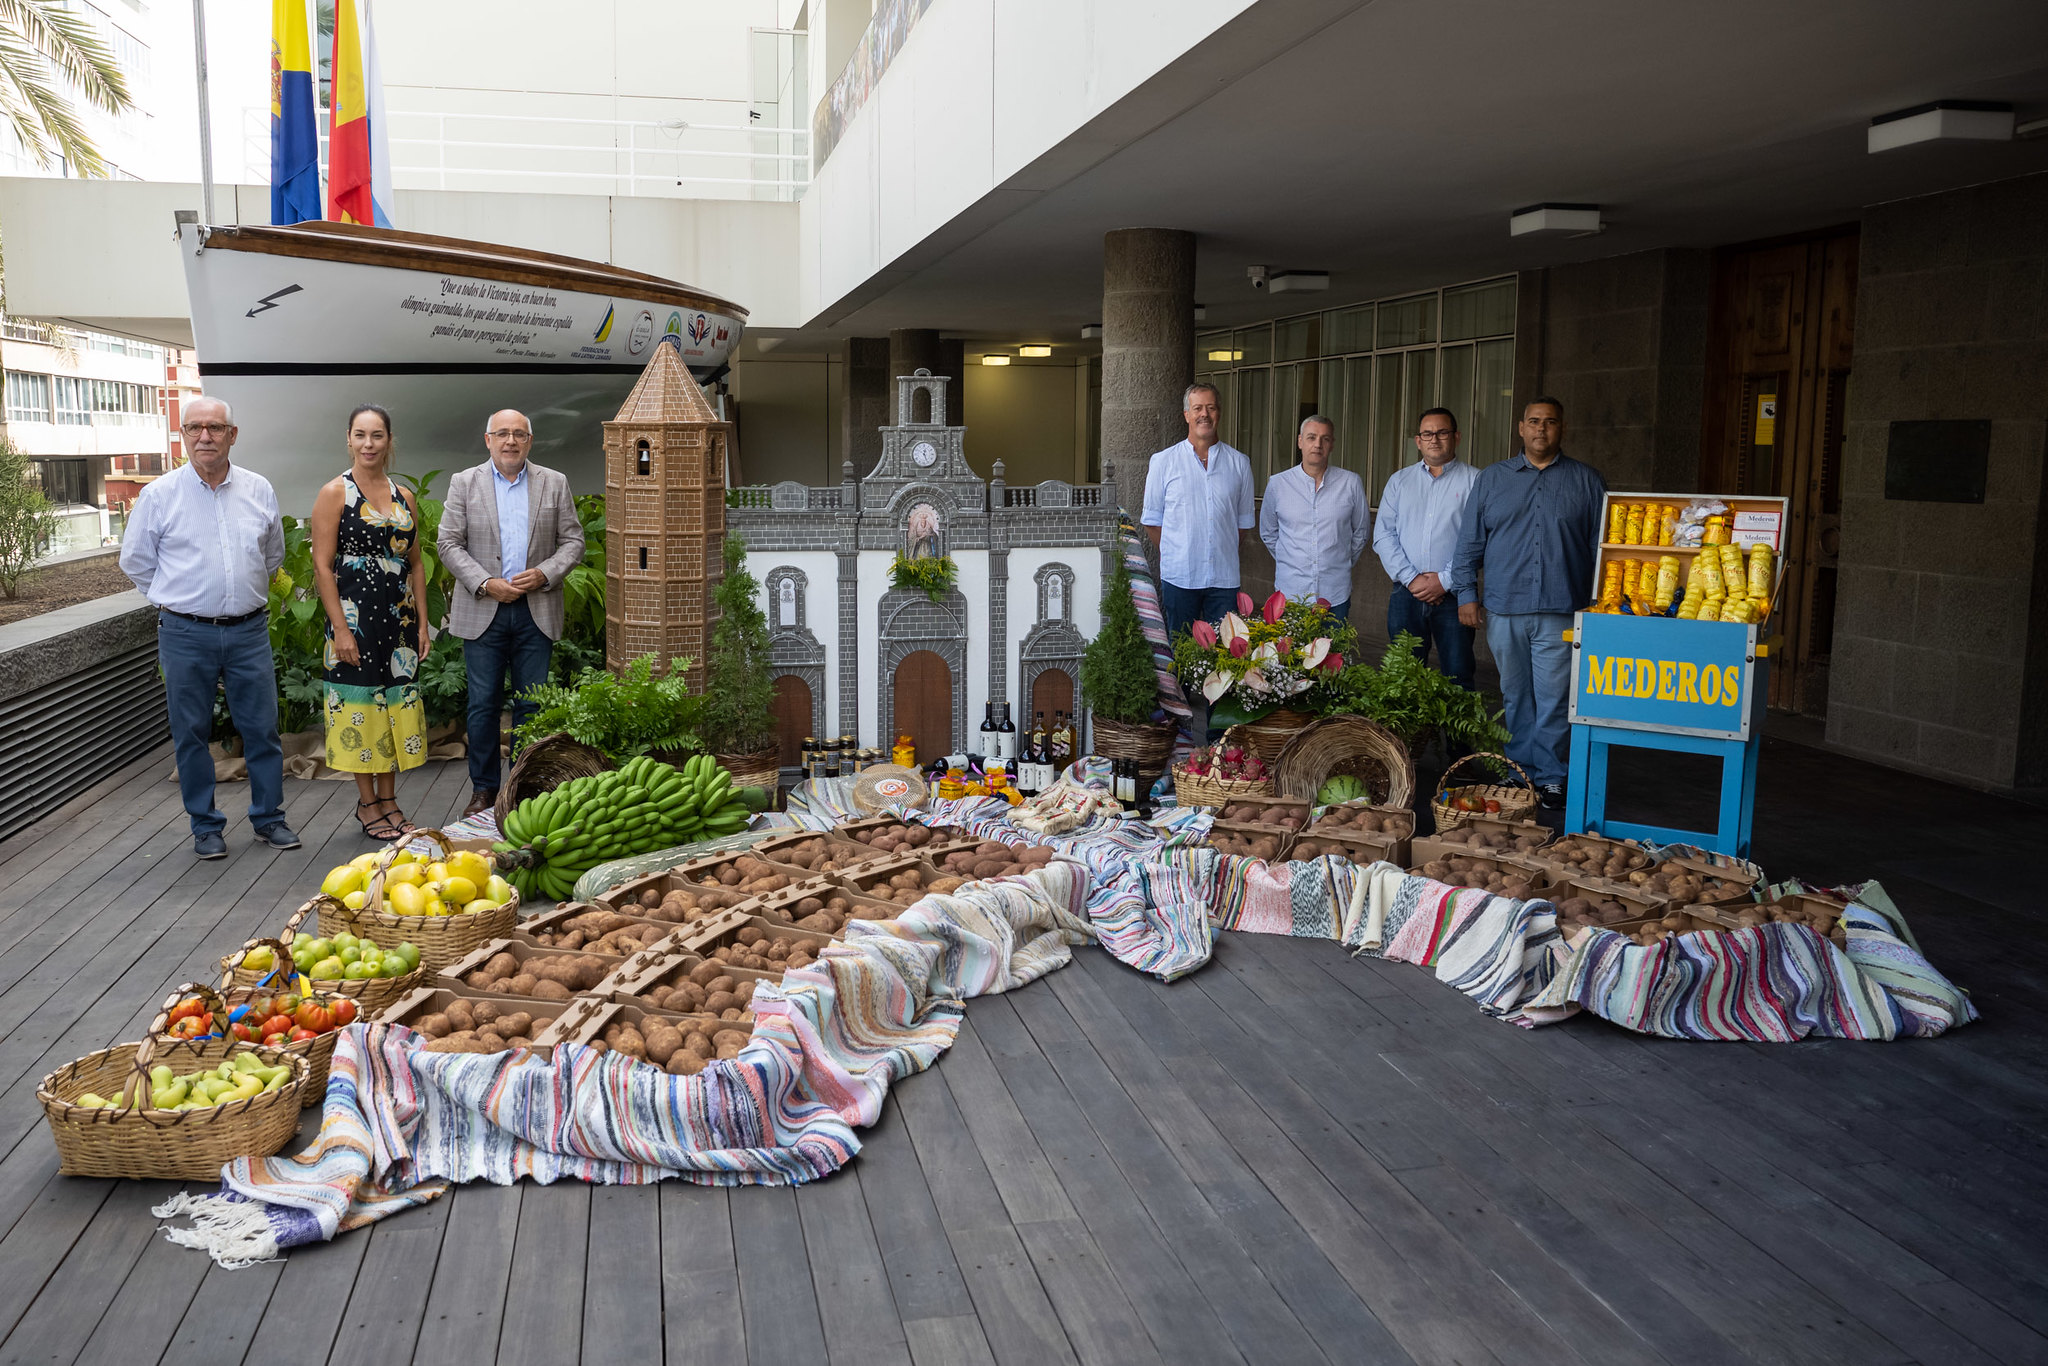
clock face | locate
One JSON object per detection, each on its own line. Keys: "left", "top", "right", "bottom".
{"left": 911, "top": 440, "right": 938, "bottom": 468}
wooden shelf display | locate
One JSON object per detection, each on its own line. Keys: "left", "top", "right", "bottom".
{"left": 1587, "top": 493, "right": 1789, "bottom": 625}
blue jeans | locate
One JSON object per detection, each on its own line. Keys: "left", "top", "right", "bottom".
{"left": 1161, "top": 581, "right": 1237, "bottom": 643}
{"left": 158, "top": 612, "right": 284, "bottom": 838}
{"left": 1387, "top": 584, "right": 1475, "bottom": 691}
{"left": 1486, "top": 610, "right": 1573, "bottom": 787}
{"left": 463, "top": 597, "right": 554, "bottom": 793}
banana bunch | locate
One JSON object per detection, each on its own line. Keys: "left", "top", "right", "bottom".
{"left": 493, "top": 754, "right": 752, "bottom": 902}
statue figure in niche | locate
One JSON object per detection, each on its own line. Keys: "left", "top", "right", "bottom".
{"left": 778, "top": 577, "right": 797, "bottom": 626}
{"left": 1048, "top": 574, "right": 1064, "bottom": 620}
{"left": 906, "top": 502, "right": 942, "bottom": 560}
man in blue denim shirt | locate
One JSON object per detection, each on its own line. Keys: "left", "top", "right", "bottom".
{"left": 1451, "top": 397, "right": 1606, "bottom": 808}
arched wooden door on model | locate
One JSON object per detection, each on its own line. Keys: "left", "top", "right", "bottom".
{"left": 771, "top": 675, "right": 811, "bottom": 769}
{"left": 893, "top": 650, "right": 952, "bottom": 765}
{"left": 1030, "top": 669, "right": 1074, "bottom": 734}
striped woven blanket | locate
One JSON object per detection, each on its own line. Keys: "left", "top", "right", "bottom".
{"left": 155, "top": 864, "right": 1091, "bottom": 1267}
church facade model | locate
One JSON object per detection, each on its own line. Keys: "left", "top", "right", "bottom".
{"left": 726, "top": 370, "right": 1118, "bottom": 766}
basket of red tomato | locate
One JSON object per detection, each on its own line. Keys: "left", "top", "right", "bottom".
{"left": 154, "top": 982, "right": 358, "bottom": 1108}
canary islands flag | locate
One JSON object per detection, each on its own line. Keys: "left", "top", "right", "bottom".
{"left": 268, "top": 0, "right": 319, "bottom": 224}
{"left": 326, "top": 0, "right": 394, "bottom": 227}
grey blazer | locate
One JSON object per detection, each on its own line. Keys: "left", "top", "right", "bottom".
{"left": 437, "top": 461, "right": 586, "bottom": 641}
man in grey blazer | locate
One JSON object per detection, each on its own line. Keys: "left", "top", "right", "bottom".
{"left": 438, "top": 409, "right": 586, "bottom": 815}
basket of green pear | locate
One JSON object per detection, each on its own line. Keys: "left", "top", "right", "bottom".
{"left": 220, "top": 899, "right": 429, "bottom": 1013}
{"left": 37, "top": 1034, "right": 308, "bottom": 1180}
{"left": 314, "top": 829, "right": 521, "bottom": 974}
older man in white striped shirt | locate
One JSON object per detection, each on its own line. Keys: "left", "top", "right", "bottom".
{"left": 1258, "top": 415, "right": 1369, "bottom": 619}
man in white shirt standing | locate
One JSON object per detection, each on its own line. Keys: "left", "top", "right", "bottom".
{"left": 1373, "top": 406, "right": 1481, "bottom": 689}
{"left": 1259, "top": 415, "right": 1369, "bottom": 619}
{"left": 119, "top": 396, "right": 298, "bottom": 859}
{"left": 1141, "top": 383, "right": 1255, "bottom": 641}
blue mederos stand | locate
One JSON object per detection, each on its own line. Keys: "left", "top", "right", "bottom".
{"left": 1563, "top": 612, "right": 1771, "bottom": 857}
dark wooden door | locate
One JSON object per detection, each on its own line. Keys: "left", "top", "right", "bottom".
{"left": 1030, "top": 669, "right": 1074, "bottom": 732}
{"left": 1701, "top": 228, "right": 1857, "bottom": 715}
{"left": 893, "top": 651, "right": 952, "bottom": 765}
{"left": 771, "top": 675, "right": 811, "bottom": 769}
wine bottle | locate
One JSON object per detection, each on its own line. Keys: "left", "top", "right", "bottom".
{"left": 997, "top": 703, "right": 1017, "bottom": 764}
{"left": 1028, "top": 711, "right": 1049, "bottom": 793}
{"left": 1051, "top": 710, "right": 1073, "bottom": 769}
{"left": 978, "top": 702, "right": 995, "bottom": 762}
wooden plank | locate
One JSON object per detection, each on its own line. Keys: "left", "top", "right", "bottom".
{"left": 238, "top": 1219, "right": 372, "bottom": 1365}
{"left": 0, "top": 744, "right": 166, "bottom": 877}
{"left": 846, "top": 1096, "right": 984, "bottom": 1328}
{"left": 582, "top": 1185, "right": 663, "bottom": 1366}
{"left": 328, "top": 1211, "right": 453, "bottom": 1366}
{"left": 157, "top": 1258, "right": 286, "bottom": 1366}
{"left": 730, "top": 1184, "right": 828, "bottom": 1365}
{"left": 496, "top": 1181, "right": 589, "bottom": 1366}
{"left": 70, "top": 1206, "right": 213, "bottom": 1366}
{"left": 0, "top": 1170, "right": 109, "bottom": 1345}
{"left": 412, "top": 1183, "right": 521, "bottom": 1366}
{"left": 659, "top": 1182, "right": 745, "bottom": 1366}
{"left": 943, "top": 1224, "right": 1081, "bottom": 1366}
{"left": 902, "top": 1313, "right": 997, "bottom": 1366}
{"left": 923, "top": 1021, "right": 1075, "bottom": 1227}
{"left": 1012, "top": 1217, "right": 1166, "bottom": 1366}
{"left": 795, "top": 1170, "right": 912, "bottom": 1366}
{"left": 0, "top": 1180, "right": 159, "bottom": 1365}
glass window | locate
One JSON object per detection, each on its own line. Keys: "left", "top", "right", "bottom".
{"left": 1322, "top": 304, "right": 1372, "bottom": 357}
{"left": 5, "top": 371, "right": 50, "bottom": 422}
{"left": 1372, "top": 354, "right": 1405, "bottom": 497}
{"left": 52, "top": 376, "right": 90, "bottom": 425}
{"left": 1470, "top": 338, "right": 1516, "bottom": 467}
{"left": 1233, "top": 324, "right": 1271, "bottom": 367}
{"left": 1337, "top": 356, "right": 1371, "bottom": 479}
{"left": 1442, "top": 278, "right": 1516, "bottom": 342}
{"left": 1271, "top": 363, "right": 1309, "bottom": 481}
{"left": 1197, "top": 330, "right": 1236, "bottom": 368}
{"left": 1401, "top": 350, "right": 1438, "bottom": 460}
{"left": 1274, "top": 316, "right": 1317, "bottom": 363}
{"left": 1376, "top": 293, "right": 1437, "bottom": 349}
{"left": 1235, "top": 366, "right": 1268, "bottom": 474}
{"left": 32, "top": 458, "right": 90, "bottom": 505}
{"left": 1438, "top": 343, "right": 1474, "bottom": 437}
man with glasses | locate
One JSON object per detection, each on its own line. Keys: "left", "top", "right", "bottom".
{"left": 1373, "top": 407, "right": 1480, "bottom": 688}
{"left": 438, "top": 409, "right": 586, "bottom": 816}
{"left": 1451, "top": 397, "right": 1606, "bottom": 809}
{"left": 1259, "top": 415, "right": 1368, "bottom": 619}
{"left": 119, "top": 396, "right": 299, "bottom": 858}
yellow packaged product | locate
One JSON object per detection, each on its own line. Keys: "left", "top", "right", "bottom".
{"left": 1696, "top": 552, "right": 1724, "bottom": 595}
{"left": 1621, "top": 559, "right": 1643, "bottom": 603}
{"left": 1607, "top": 503, "right": 1628, "bottom": 544}
{"left": 1704, "top": 514, "right": 1730, "bottom": 545}
{"left": 1719, "top": 598, "right": 1755, "bottom": 623}
{"left": 1658, "top": 505, "right": 1679, "bottom": 546}
{"left": 1654, "top": 555, "right": 1681, "bottom": 608}
{"left": 1623, "top": 504, "right": 1645, "bottom": 545}
{"left": 1601, "top": 560, "right": 1625, "bottom": 598}
{"left": 1717, "top": 543, "right": 1745, "bottom": 587}
{"left": 1676, "top": 601, "right": 1699, "bottom": 620}
{"left": 1747, "top": 543, "right": 1774, "bottom": 599}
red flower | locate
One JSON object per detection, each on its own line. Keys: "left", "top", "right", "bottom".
{"left": 1320, "top": 652, "right": 1344, "bottom": 673}
{"left": 1190, "top": 619, "right": 1218, "bottom": 648}
{"left": 1262, "top": 591, "right": 1287, "bottom": 624}
{"left": 1315, "top": 596, "right": 1331, "bottom": 609}
{"left": 1228, "top": 636, "right": 1250, "bottom": 658}
{"left": 1236, "top": 591, "right": 1255, "bottom": 616}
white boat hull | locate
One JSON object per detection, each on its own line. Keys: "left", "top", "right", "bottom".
{"left": 179, "top": 223, "right": 744, "bottom": 513}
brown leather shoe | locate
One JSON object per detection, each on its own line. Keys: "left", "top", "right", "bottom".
{"left": 463, "top": 789, "right": 498, "bottom": 818}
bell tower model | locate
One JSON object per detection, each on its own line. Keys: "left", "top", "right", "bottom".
{"left": 603, "top": 340, "right": 729, "bottom": 687}
{"left": 863, "top": 369, "right": 980, "bottom": 509}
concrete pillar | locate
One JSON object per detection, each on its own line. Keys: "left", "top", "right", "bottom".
{"left": 843, "top": 337, "right": 890, "bottom": 478}
{"left": 889, "top": 329, "right": 963, "bottom": 424}
{"left": 1100, "top": 228, "right": 1195, "bottom": 521}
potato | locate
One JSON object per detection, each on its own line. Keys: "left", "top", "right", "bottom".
{"left": 471, "top": 1001, "right": 501, "bottom": 1026}
{"left": 532, "top": 979, "right": 573, "bottom": 1001}
{"left": 415, "top": 1012, "right": 451, "bottom": 1038}
{"left": 424, "top": 1035, "right": 495, "bottom": 1053}
{"left": 668, "top": 1052, "right": 705, "bottom": 1075}
{"left": 645, "top": 1026, "right": 683, "bottom": 1065}
{"left": 444, "top": 1001, "right": 476, "bottom": 1032}
{"left": 482, "top": 951, "right": 519, "bottom": 980}
{"left": 639, "top": 888, "right": 662, "bottom": 908}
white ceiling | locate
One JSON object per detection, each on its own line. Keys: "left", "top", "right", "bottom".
{"left": 792, "top": 0, "right": 2048, "bottom": 346}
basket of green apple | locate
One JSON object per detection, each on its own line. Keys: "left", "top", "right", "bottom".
{"left": 219, "top": 896, "right": 426, "bottom": 1015}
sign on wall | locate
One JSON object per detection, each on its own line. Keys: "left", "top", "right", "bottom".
{"left": 1570, "top": 612, "right": 1758, "bottom": 741}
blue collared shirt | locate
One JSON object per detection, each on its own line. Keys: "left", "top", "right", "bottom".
{"left": 1141, "top": 439, "right": 1255, "bottom": 589}
{"left": 1374, "top": 457, "right": 1480, "bottom": 593}
{"left": 493, "top": 461, "right": 530, "bottom": 580}
{"left": 1259, "top": 463, "right": 1369, "bottom": 603}
{"left": 119, "top": 461, "right": 283, "bottom": 616}
{"left": 1451, "top": 452, "right": 1607, "bottom": 614}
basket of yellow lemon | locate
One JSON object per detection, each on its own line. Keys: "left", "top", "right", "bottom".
{"left": 313, "top": 831, "right": 522, "bottom": 974}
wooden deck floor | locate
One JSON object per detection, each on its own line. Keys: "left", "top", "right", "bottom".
{"left": 0, "top": 739, "right": 2045, "bottom": 1365}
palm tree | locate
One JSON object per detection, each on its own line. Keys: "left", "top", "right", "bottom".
{"left": 0, "top": 0, "right": 133, "bottom": 178}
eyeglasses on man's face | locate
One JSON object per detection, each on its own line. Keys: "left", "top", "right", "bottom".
{"left": 489, "top": 430, "right": 533, "bottom": 442}
{"left": 1415, "top": 429, "right": 1456, "bottom": 442}
{"left": 182, "top": 422, "right": 232, "bottom": 437}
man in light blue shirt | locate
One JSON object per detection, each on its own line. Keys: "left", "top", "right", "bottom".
{"left": 119, "top": 396, "right": 299, "bottom": 859}
{"left": 1259, "top": 415, "right": 1369, "bottom": 618}
{"left": 1141, "top": 383, "right": 1255, "bottom": 641}
{"left": 1374, "top": 407, "right": 1480, "bottom": 689}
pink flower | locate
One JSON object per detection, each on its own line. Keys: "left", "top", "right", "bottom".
{"left": 1276, "top": 636, "right": 1293, "bottom": 658}
{"left": 1315, "top": 596, "right": 1331, "bottom": 609}
{"left": 1190, "top": 618, "right": 1218, "bottom": 648}
{"left": 1262, "top": 591, "right": 1287, "bottom": 624}
{"left": 1237, "top": 591, "right": 1255, "bottom": 617}
{"left": 1227, "top": 636, "right": 1250, "bottom": 659}
{"left": 1320, "top": 651, "right": 1344, "bottom": 674}
{"left": 1218, "top": 612, "right": 1249, "bottom": 650}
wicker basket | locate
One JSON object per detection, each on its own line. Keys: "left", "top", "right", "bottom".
{"left": 150, "top": 982, "right": 350, "bottom": 1109}
{"left": 1240, "top": 707, "right": 1315, "bottom": 764}
{"left": 38, "top": 1035, "right": 309, "bottom": 1180}
{"left": 1430, "top": 752, "right": 1538, "bottom": 832}
{"left": 317, "top": 830, "right": 521, "bottom": 973}
{"left": 219, "top": 896, "right": 428, "bottom": 1014}
{"left": 1090, "top": 712, "right": 1179, "bottom": 794}
{"left": 1172, "top": 725, "right": 1275, "bottom": 810}
{"left": 493, "top": 733, "right": 612, "bottom": 831}
{"left": 1273, "top": 715, "right": 1415, "bottom": 809}
{"left": 714, "top": 746, "right": 781, "bottom": 794}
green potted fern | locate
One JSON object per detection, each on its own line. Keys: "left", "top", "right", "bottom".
{"left": 1080, "top": 553, "right": 1175, "bottom": 790}
{"left": 699, "top": 534, "right": 781, "bottom": 795}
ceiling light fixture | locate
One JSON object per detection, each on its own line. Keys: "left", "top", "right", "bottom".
{"left": 1510, "top": 203, "right": 1604, "bottom": 237}
{"left": 1269, "top": 271, "right": 1329, "bottom": 295}
{"left": 1080, "top": 324, "right": 1102, "bottom": 339}
{"left": 1869, "top": 101, "right": 2013, "bottom": 152}
{"left": 980, "top": 354, "right": 1011, "bottom": 366}
{"left": 1018, "top": 345, "right": 1052, "bottom": 357}
{"left": 1207, "top": 349, "right": 1243, "bottom": 362}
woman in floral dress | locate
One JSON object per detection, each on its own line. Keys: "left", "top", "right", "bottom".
{"left": 310, "top": 405, "right": 431, "bottom": 838}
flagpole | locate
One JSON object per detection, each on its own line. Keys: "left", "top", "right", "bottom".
{"left": 191, "top": 0, "right": 215, "bottom": 225}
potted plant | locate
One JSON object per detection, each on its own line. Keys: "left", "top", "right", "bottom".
{"left": 514, "top": 654, "right": 702, "bottom": 762}
{"left": 1170, "top": 591, "right": 1358, "bottom": 762}
{"left": 1080, "top": 553, "right": 1175, "bottom": 788}
{"left": 698, "top": 534, "right": 780, "bottom": 794}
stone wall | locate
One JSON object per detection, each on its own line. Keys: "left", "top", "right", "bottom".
{"left": 1825, "top": 172, "right": 2048, "bottom": 790}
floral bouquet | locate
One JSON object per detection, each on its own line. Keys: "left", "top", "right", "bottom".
{"left": 1171, "top": 591, "right": 1358, "bottom": 726}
